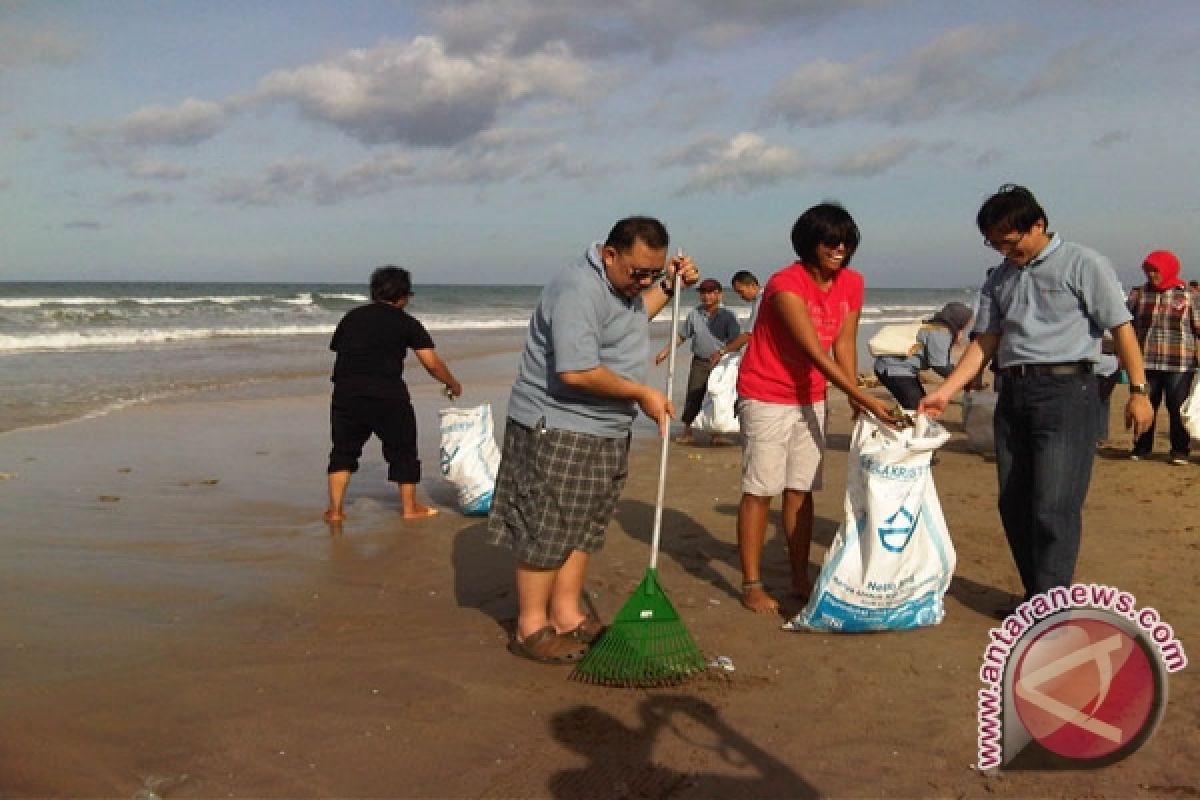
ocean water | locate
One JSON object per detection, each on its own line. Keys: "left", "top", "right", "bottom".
{"left": 0, "top": 281, "right": 976, "bottom": 434}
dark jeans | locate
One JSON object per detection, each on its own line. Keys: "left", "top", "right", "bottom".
{"left": 1132, "top": 370, "right": 1195, "bottom": 457}
{"left": 875, "top": 370, "right": 924, "bottom": 410}
{"left": 994, "top": 371, "right": 1098, "bottom": 598}
{"left": 681, "top": 357, "right": 715, "bottom": 426}
{"left": 1094, "top": 371, "right": 1120, "bottom": 442}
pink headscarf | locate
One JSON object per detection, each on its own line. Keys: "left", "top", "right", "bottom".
{"left": 1143, "top": 250, "right": 1184, "bottom": 290}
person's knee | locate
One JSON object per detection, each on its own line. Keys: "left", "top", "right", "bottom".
{"left": 739, "top": 493, "right": 773, "bottom": 511}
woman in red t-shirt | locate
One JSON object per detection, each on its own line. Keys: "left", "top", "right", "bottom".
{"left": 735, "top": 203, "right": 899, "bottom": 614}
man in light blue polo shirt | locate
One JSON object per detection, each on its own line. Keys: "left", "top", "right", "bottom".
{"left": 919, "top": 185, "right": 1153, "bottom": 617}
{"left": 488, "top": 216, "right": 700, "bottom": 664}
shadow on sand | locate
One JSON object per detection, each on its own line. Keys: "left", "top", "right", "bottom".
{"left": 548, "top": 693, "right": 816, "bottom": 799}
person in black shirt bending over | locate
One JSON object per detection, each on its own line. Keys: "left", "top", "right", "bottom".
{"left": 325, "top": 266, "right": 461, "bottom": 523}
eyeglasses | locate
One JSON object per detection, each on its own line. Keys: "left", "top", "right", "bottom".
{"left": 984, "top": 230, "right": 1025, "bottom": 255}
{"left": 629, "top": 267, "right": 666, "bottom": 283}
{"left": 819, "top": 238, "right": 848, "bottom": 249}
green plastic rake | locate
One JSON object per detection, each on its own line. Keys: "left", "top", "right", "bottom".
{"left": 571, "top": 258, "right": 707, "bottom": 688}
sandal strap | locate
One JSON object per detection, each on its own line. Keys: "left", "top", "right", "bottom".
{"left": 511, "top": 626, "right": 586, "bottom": 663}
{"left": 565, "top": 615, "right": 606, "bottom": 644}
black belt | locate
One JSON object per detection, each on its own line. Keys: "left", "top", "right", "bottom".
{"left": 999, "top": 361, "right": 1093, "bottom": 378}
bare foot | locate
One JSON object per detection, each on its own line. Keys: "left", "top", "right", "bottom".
{"left": 401, "top": 504, "right": 439, "bottom": 519}
{"left": 323, "top": 509, "right": 345, "bottom": 523}
{"left": 709, "top": 435, "right": 733, "bottom": 447}
{"left": 741, "top": 583, "right": 780, "bottom": 614}
{"left": 673, "top": 434, "right": 695, "bottom": 445}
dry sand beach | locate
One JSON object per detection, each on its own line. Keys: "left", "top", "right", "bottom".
{"left": 1, "top": 334, "right": 1196, "bottom": 798}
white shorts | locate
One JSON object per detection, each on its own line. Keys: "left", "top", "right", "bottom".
{"left": 739, "top": 398, "right": 827, "bottom": 496}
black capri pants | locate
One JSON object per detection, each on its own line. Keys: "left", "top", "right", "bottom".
{"left": 327, "top": 391, "right": 420, "bottom": 484}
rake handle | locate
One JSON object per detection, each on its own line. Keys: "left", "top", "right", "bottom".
{"left": 649, "top": 252, "right": 683, "bottom": 570}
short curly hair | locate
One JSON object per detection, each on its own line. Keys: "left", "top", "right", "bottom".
{"left": 370, "top": 266, "right": 413, "bottom": 303}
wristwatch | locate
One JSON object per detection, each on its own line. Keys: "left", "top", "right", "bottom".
{"left": 659, "top": 278, "right": 675, "bottom": 297}
{"left": 1129, "top": 383, "right": 1149, "bottom": 395}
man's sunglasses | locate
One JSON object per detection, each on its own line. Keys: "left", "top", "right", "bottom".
{"left": 630, "top": 267, "right": 666, "bottom": 282}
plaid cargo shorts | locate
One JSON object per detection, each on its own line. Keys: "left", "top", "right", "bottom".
{"left": 486, "top": 417, "right": 630, "bottom": 568}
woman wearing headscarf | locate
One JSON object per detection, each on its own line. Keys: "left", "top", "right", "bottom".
{"left": 1127, "top": 250, "right": 1200, "bottom": 465}
{"left": 873, "top": 301, "right": 974, "bottom": 410}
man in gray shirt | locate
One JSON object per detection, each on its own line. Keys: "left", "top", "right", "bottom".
{"left": 919, "top": 185, "right": 1153, "bottom": 617}
{"left": 655, "top": 278, "right": 741, "bottom": 445}
{"left": 488, "top": 217, "right": 699, "bottom": 664}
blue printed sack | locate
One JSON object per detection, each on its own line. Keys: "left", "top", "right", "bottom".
{"left": 438, "top": 404, "right": 501, "bottom": 516}
{"left": 785, "top": 413, "right": 955, "bottom": 632}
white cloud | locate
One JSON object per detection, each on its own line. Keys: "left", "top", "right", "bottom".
{"left": 428, "top": 0, "right": 886, "bottom": 58}
{"left": 1018, "top": 41, "right": 1107, "bottom": 100}
{"left": 86, "top": 98, "right": 227, "bottom": 147}
{"left": 211, "top": 130, "right": 602, "bottom": 207}
{"left": 661, "top": 132, "right": 808, "bottom": 194}
{"left": 424, "top": 128, "right": 604, "bottom": 184}
{"left": 0, "top": 22, "right": 83, "bottom": 69}
{"left": 71, "top": 98, "right": 229, "bottom": 166}
{"left": 767, "top": 24, "right": 1046, "bottom": 126}
{"left": 829, "top": 138, "right": 923, "bottom": 177}
{"left": 211, "top": 160, "right": 318, "bottom": 207}
{"left": 537, "top": 142, "right": 601, "bottom": 181}
{"left": 660, "top": 131, "right": 934, "bottom": 192}
{"left": 312, "top": 154, "right": 416, "bottom": 205}
{"left": 252, "top": 36, "right": 594, "bottom": 147}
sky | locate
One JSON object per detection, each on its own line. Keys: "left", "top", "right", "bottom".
{"left": 2, "top": 0, "right": 1199, "bottom": 288}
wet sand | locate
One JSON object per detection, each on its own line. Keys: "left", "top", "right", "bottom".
{"left": 0, "top": 335, "right": 1196, "bottom": 797}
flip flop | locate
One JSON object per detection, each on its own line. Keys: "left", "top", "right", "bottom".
{"left": 563, "top": 615, "right": 606, "bottom": 644}
{"left": 507, "top": 626, "right": 587, "bottom": 665}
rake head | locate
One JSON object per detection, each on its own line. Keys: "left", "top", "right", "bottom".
{"left": 570, "top": 568, "right": 706, "bottom": 688}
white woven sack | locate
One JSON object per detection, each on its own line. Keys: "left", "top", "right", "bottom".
{"left": 867, "top": 322, "right": 924, "bottom": 358}
{"left": 785, "top": 413, "right": 956, "bottom": 632}
{"left": 438, "top": 404, "right": 501, "bottom": 516}
{"left": 1181, "top": 374, "right": 1200, "bottom": 439}
{"left": 692, "top": 353, "right": 741, "bottom": 434}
